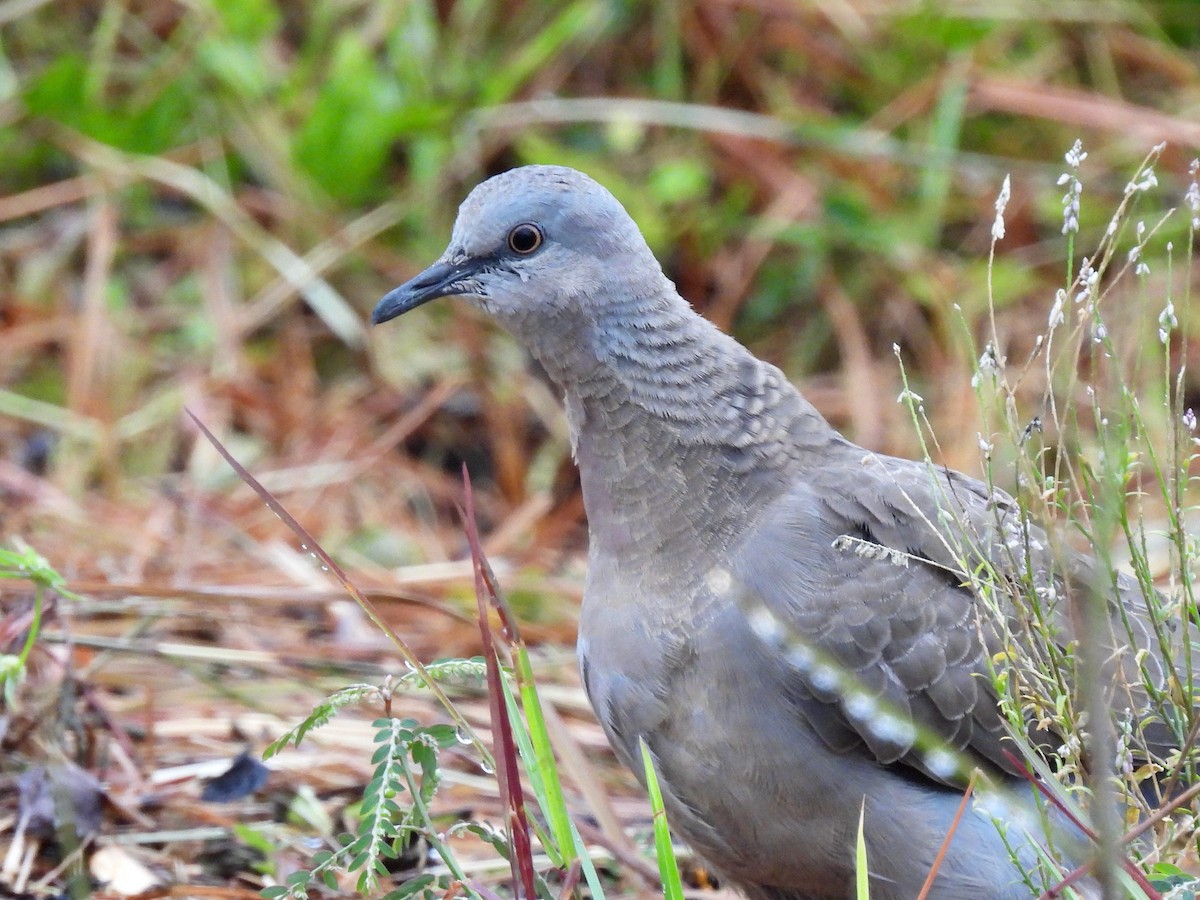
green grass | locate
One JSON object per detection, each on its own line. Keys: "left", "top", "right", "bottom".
{"left": 905, "top": 144, "right": 1200, "bottom": 897}
{"left": 3, "top": 2, "right": 1200, "bottom": 898}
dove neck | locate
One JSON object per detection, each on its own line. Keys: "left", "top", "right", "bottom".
{"left": 525, "top": 284, "right": 831, "bottom": 565}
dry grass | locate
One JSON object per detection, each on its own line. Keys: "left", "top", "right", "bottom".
{"left": 2, "top": 1, "right": 1200, "bottom": 896}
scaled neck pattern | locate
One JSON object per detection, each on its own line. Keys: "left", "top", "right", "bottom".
{"left": 519, "top": 279, "right": 836, "bottom": 579}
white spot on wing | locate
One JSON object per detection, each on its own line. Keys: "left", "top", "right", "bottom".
{"left": 865, "top": 714, "right": 917, "bottom": 747}
{"left": 923, "top": 748, "right": 961, "bottom": 780}
{"left": 705, "top": 566, "right": 733, "bottom": 596}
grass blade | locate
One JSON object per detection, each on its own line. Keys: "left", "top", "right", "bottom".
{"left": 460, "top": 466, "right": 538, "bottom": 900}
{"left": 856, "top": 797, "right": 870, "bottom": 900}
{"left": 638, "top": 737, "right": 683, "bottom": 900}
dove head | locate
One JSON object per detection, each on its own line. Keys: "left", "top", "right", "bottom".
{"left": 371, "top": 166, "right": 673, "bottom": 366}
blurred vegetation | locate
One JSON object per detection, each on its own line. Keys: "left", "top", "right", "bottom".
{"left": 2, "top": 1, "right": 1199, "bottom": 512}
{"left": 2, "top": 0, "right": 1200, "bottom": 896}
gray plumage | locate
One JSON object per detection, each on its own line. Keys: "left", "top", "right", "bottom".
{"left": 372, "top": 165, "right": 1183, "bottom": 900}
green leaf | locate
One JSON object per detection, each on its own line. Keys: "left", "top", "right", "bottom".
{"left": 233, "top": 822, "right": 275, "bottom": 858}
{"left": 423, "top": 723, "right": 458, "bottom": 748}
{"left": 501, "top": 655, "right": 570, "bottom": 865}
{"left": 382, "top": 874, "right": 437, "bottom": 899}
{"left": 639, "top": 738, "right": 684, "bottom": 900}
{"left": 210, "top": 0, "right": 281, "bottom": 41}
{"left": 479, "top": 1, "right": 609, "bottom": 105}
{"left": 198, "top": 38, "right": 273, "bottom": 100}
{"left": 896, "top": 13, "right": 995, "bottom": 50}
{"left": 855, "top": 798, "right": 870, "bottom": 900}
{"left": 23, "top": 53, "right": 196, "bottom": 154}
{"left": 291, "top": 34, "right": 406, "bottom": 203}
{"left": 649, "top": 160, "right": 711, "bottom": 205}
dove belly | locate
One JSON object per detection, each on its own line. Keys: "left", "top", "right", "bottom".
{"left": 577, "top": 589, "right": 1042, "bottom": 900}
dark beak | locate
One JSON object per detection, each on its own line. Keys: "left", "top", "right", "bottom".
{"left": 371, "top": 259, "right": 477, "bottom": 325}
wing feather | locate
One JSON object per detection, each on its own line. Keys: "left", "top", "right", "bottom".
{"left": 729, "top": 446, "right": 1179, "bottom": 786}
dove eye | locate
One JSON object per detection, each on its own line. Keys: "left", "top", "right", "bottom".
{"left": 507, "top": 223, "right": 544, "bottom": 255}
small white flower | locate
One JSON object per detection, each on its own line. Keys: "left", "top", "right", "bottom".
{"left": 1125, "top": 167, "right": 1158, "bottom": 195}
{"left": 1129, "top": 245, "right": 1150, "bottom": 277}
{"left": 1159, "top": 301, "right": 1177, "bottom": 344}
{"left": 1058, "top": 731, "right": 1082, "bottom": 759}
{"left": 1184, "top": 408, "right": 1196, "bottom": 432}
{"left": 1034, "top": 584, "right": 1059, "bottom": 602}
{"left": 1185, "top": 159, "right": 1200, "bottom": 231}
{"left": 992, "top": 174, "right": 1011, "bottom": 241}
{"left": 1061, "top": 183, "right": 1081, "bottom": 234}
{"left": 1064, "top": 139, "right": 1087, "bottom": 168}
{"left": 972, "top": 346, "right": 1001, "bottom": 388}
{"left": 978, "top": 344, "right": 999, "bottom": 372}
{"left": 1074, "top": 258, "right": 1098, "bottom": 304}
{"left": 1048, "top": 289, "right": 1066, "bottom": 329}
{"left": 1115, "top": 734, "right": 1133, "bottom": 775}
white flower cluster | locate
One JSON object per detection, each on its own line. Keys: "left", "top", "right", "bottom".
{"left": 1124, "top": 143, "right": 1165, "bottom": 195}
{"left": 1186, "top": 159, "right": 1200, "bottom": 232}
{"left": 971, "top": 343, "right": 1001, "bottom": 388}
{"left": 1075, "top": 256, "right": 1098, "bottom": 306}
{"left": 1058, "top": 139, "right": 1086, "bottom": 235}
{"left": 1159, "top": 300, "right": 1177, "bottom": 344}
{"left": 1126, "top": 168, "right": 1159, "bottom": 195}
{"left": 1128, "top": 221, "right": 1150, "bottom": 277}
